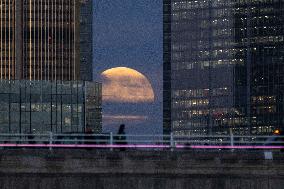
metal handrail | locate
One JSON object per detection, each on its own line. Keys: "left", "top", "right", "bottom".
{"left": 0, "top": 133, "right": 283, "bottom": 150}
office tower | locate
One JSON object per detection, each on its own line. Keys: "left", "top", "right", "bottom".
{"left": 163, "top": 0, "right": 172, "bottom": 135}
{"left": 164, "top": 0, "right": 284, "bottom": 136}
{"left": 0, "top": 0, "right": 93, "bottom": 81}
{"left": 79, "top": 0, "right": 93, "bottom": 81}
{"left": 0, "top": 79, "right": 102, "bottom": 134}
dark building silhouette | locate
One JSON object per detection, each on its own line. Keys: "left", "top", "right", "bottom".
{"left": 164, "top": 0, "right": 284, "bottom": 136}
{"left": 0, "top": 0, "right": 93, "bottom": 81}
{"left": 79, "top": 0, "right": 94, "bottom": 81}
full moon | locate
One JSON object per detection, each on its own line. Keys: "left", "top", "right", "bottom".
{"left": 101, "top": 67, "right": 155, "bottom": 103}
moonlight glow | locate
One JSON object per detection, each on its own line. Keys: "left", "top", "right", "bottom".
{"left": 101, "top": 67, "right": 155, "bottom": 103}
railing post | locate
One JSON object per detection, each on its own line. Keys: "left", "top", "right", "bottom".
{"left": 230, "top": 129, "right": 234, "bottom": 149}
{"left": 49, "top": 132, "right": 53, "bottom": 151}
{"left": 170, "top": 132, "right": 174, "bottom": 151}
{"left": 110, "top": 132, "right": 113, "bottom": 151}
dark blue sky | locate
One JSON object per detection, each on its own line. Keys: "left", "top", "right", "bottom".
{"left": 93, "top": 0, "right": 163, "bottom": 134}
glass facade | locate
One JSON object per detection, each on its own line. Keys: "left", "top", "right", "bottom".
{"left": 0, "top": 80, "right": 102, "bottom": 134}
{"left": 0, "top": 0, "right": 16, "bottom": 80}
{"left": 22, "top": 0, "right": 79, "bottom": 81}
{"left": 163, "top": 0, "right": 172, "bottom": 135}
{"left": 79, "top": 0, "right": 93, "bottom": 81}
{"left": 0, "top": 0, "right": 93, "bottom": 81}
{"left": 164, "top": 0, "right": 284, "bottom": 136}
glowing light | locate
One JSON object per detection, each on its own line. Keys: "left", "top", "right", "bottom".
{"left": 176, "top": 145, "right": 284, "bottom": 149}
{"left": 274, "top": 129, "right": 281, "bottom": 135}
{"left": 0, "top": 144, "right": 283, "bottom": 149}
{"left": 101, "top": 67, "right": 155, "bottom": 103}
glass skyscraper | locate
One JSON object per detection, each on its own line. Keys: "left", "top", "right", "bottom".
{"left": 0, "top": 0, "right": 93, "bottom": 81}
{"left": 79, "top": 0, "right": 93, "bottom": 81}
{"left": 164, "top": 0, "right": 284, "bottom": 136}
{"left": 0, "top": 1, "right": 100, "bottom": 134}
{"left": 0, "top": 80, "right": 102, "bottom": 134}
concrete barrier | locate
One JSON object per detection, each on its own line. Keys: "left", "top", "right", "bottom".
{"left": 0, "top": 150, "right": 283, "bottom": 189}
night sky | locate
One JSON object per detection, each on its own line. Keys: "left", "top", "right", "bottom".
{"left": 92, "top": 0, "right": 163, "bottom": 134}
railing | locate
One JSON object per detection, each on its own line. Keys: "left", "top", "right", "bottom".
{"left": 0, "top": 133, "right": 283, "bottom": 150}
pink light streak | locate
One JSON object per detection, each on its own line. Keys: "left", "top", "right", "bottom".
{"left": 176, "top": 145, "right": 284, "bottom": 149}
{"left": 0, "top": 143, "right": 284, "bottom": 149}
{"left": 0, "top": 144, "right": 170, "bottom": 148}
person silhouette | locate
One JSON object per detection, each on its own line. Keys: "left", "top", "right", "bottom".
{"left": 116, "top": 124, "right": 127, "bottom": 149}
